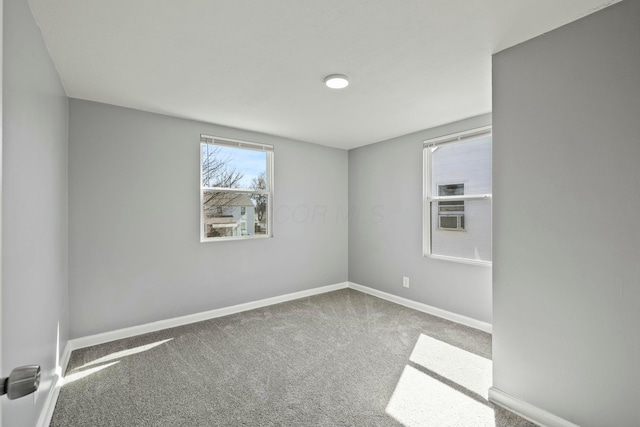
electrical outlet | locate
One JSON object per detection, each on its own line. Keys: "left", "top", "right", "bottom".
{"left": 402, "top": 276, "right": 410, "bottom": 288}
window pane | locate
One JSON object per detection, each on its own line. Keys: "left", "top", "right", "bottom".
{"left": 431, "top": 199, "right": 491, "bottom": 261}
{"left": 202, "top": 191, "right": 269, "bottom": 238}
{"left": 201, "top": 144, "right": 267, "bottom": 190}
{"left": 431, "top": 136, "right": 492, "bottom": 196}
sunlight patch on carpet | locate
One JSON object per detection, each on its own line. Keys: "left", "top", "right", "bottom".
{"left": 63, "top": 361, "right": 120, "bottom": 385}
{"left": 410, "top": 334, "right": 492, "bottom": 399}
{"left": 71, "top": 338, "right": 174, "bottom": 371}
{"left": 386, "top": 334, "right": 494, "bottom": 427}
{"left": 386, "top": 365, "right": 495, "bottom": 427}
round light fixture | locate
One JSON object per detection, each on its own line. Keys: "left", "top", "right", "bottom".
{"left": 324, "top": 74, "right": 349, "bottom": 89}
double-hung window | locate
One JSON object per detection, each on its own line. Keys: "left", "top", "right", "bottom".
{"left": 200, "top": 135, "right": 273, "bottom": 241}
{"left": 423, "top": 126, "right": 492, "bottom": 265}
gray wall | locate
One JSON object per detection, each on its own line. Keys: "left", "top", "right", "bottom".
{"left": 68, "top": 100, "right": 348, "bottom": 338}
{"left": 348, "top": 114, "right": 493, "bottom": 324}
{"left": 2, "top": 0, "right": 69, "bottom": 425}
{"left": 492, "top": 1, "right": 640, "bottom": 425}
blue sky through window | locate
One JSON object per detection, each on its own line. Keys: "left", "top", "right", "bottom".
{"left": 202, "top": 144, "right": 267, "bottom": 189}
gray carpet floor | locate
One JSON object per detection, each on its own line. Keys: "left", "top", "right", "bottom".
{"left": 51, "top": 289, "right": 537, "bottom": 426}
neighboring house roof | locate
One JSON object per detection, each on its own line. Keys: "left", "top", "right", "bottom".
{"left": 203, "top": 192, "right": 255, "bottom": 208}
{"left": 204, "top": 217, "right": 236, "bottom": 225}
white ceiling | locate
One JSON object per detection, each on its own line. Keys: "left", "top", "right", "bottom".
{"left": 28, "top": 0, "right": 620, "bottom": 150}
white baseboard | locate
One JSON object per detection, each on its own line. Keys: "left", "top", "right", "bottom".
{"left": 66, "top": 281, "right": 490, "bottom": 350}
{"left": 36, "top": 342, "right": 72, "bottom": 427}
{"left": 347, "top": 282, "right": 492, "bottom": 334}
{"left": 68, "top": 281, "right": 349, "bottom": 351}
{"left": 489, "top": 387, "right": 580, "bottom": 427}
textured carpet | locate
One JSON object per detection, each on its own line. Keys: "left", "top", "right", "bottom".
{"left": 51, "top": 289, "right": 536, "bottom": 426}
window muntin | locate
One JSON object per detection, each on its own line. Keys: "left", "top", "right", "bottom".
{"left": 424, "top": 127, "right": 492, "bottom": 265}
{"left": 200, "top": 135, "right": 273, "bottom": 241}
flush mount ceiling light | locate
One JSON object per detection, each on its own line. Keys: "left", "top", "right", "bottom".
{"left": 324, "top": 74, "right": 349, "bottom": 89}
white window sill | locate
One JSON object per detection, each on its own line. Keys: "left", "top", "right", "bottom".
{"left": 201, "top": 234, "right": 272, "bottom": 243}
{"left": 425, "top": 253, "right": 492, "bottom": 267}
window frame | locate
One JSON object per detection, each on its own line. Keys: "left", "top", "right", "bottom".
{"left": 200, "top": 134, "right": 274, "bottom": 242}
{"left": 423, "top": 126, "right": 492, "bottom": 266}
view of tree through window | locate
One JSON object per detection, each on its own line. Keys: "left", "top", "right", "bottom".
{"left": 200, "top": 137, "right": 273, "bottom": 241}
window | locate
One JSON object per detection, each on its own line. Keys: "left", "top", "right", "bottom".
{"left": 200, "top": 135, "right": 273, "bottom": 241}
{"left": 424, "top": 126, "right": 492, "bottom": 265}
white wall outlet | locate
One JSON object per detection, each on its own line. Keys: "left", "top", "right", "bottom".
{"left": 402, "top": 276, "right": 410, "bottom": 288}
